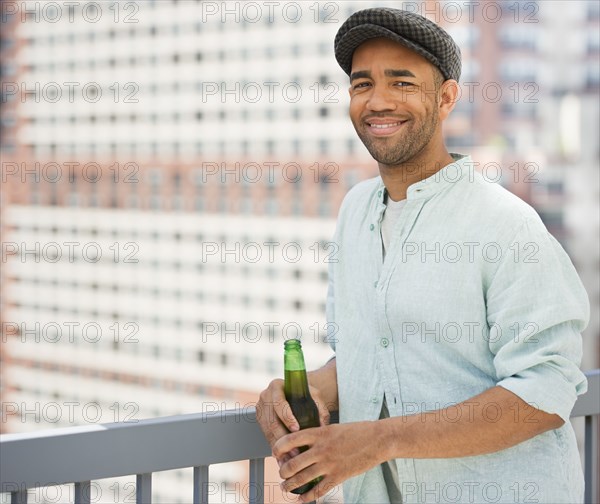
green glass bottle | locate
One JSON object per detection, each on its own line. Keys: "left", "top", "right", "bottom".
{"left": 283, "top": 338, "right": 323, "bottom": 495}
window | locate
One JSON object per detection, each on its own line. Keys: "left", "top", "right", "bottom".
{"left": 318, "top": 199, "right": 331, "bottom": 217}
{"left": 319, "top": 139, "right": 329, "bottom": 155}
{"left": 498, "top": 59, "right": 537, "bottom": 83}
{"left": 498, "top": 25, "right": 537, "bottom": 51}
{"left": 150, "top": 195, "right": 161, "bottom": 210}
{"left": 148, "top": 169, "right": 162, "bottom": 186}
{"left": 292, "top": 200, "right": 302, "bottom": 216}
{"left": 240, "top": 196, "right": 253, "bottom": 213}
{"left": 243, "top": 356, "right": 251, "bottom": 371}
{"left": 346, "top": 138, "right": 355, "bottom": 155}
{"left": 265, "top": 197, "right": 278, "bottom": 215}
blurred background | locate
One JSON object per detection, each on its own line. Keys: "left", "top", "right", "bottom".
{"left": 1, "top": 0, "right": 598, "bottom": 503}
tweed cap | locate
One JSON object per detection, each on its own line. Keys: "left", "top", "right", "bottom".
{"left": 334, "top": 7, "right": 461, "bottom": 82}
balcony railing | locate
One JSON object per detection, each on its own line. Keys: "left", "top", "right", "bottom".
{"left": 1, "top": 369, "right": 599, "bottom": 504}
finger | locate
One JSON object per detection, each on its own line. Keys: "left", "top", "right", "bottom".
{"left": 256, "top": 399, "right": 290, "bottom": 447}
{"left": 296, "top": 477, "right": 335, "bottom": 503}
{"left": 272, "top": 429, "right": 315, "bottom": 460}
{"left": 257, "top": 381, "right": 299, "bottom": 438}
{"left": 280, "top": 464, "right": 325, "bottom": 496}
{"left": 264, "top": 416, "right": 294, "bottom": 449}
{"left": 314, "top": 392, "right": 331, "bottom": 426}
{"left": 269, "top": 384, "right": 300, "bottom": 432}
{"left": 276, "top": 402, "right": 302, "bottom": 433}
{"left": 277, "top": 451, "right": 292, "bottom": 467}
{"left": 278, "top": 441, "right": 319, "bottom": 480}
{"left": 307, "top": 385, "right": 331, "bottom": 426}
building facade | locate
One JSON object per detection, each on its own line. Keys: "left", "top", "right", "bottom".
{"left": 1, "top": 1, "right": 598, "bottom": 502}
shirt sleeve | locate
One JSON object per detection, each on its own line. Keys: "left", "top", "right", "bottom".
{"left": 485, "top": 217, "right": 590, "bottom": 421}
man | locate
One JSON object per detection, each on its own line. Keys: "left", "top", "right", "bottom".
{"left": 257, "top": 8, "right": 589, "bottom": 504}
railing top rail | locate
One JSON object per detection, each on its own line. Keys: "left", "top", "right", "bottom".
{"left": 1, "top": 370, "right": 598, "bottom": 492}
{"left": 0, "top": 408, "right": 271, "bottom": 490}
{"left": 571, "top": 368, "right": 600, "bottom": 417}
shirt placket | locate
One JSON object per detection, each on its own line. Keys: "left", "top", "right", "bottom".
{"left": 376, "top": 196, "right": 428, "bottom": 500}
{"left": 369, "top": 188, "right": 389, "bottom": 410}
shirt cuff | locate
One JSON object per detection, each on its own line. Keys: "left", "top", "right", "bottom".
{"left": 497, "top": 364, "right": 587, "bottom": 422}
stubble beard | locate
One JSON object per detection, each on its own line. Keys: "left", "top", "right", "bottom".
{"left": 355, "top": 109, "right": 439, "bottom": 167}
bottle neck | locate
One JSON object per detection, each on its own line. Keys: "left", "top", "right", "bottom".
{"left": 284, "top": 340, "right": 310, "bottom": 396}
{"left": 284, "top": 343, "right": 306, "bottom": 371}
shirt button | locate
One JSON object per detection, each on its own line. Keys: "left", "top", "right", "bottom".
{"left": 381, "top": 338, "right": 389, "bottom": 348}
{"left": 377, "top": 190, "right": 382, "bottom": 197}
{"left": 369, "top": 224, "right": 375, "bottom": 231}
{"left": 371, "top": 397, "right": 378, "bottom": 403}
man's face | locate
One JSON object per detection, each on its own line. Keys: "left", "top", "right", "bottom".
{"left": 349, "top": 37, "right": 443, "bottom": 167}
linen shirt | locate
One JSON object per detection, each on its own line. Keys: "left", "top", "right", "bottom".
{"left": 326, "top": 154, "right": 589, "bottom": 504}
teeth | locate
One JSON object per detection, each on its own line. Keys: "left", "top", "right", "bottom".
{"left": 370, "top": 122, "right": 400, "bottom": 129}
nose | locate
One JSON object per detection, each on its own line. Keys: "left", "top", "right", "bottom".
{"left": 366, "top": 84, "right": 397, "bottom": 112}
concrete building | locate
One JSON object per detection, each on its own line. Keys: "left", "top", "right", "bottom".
{"left": 1, "top": 1, "right": 598, "bottom": 502}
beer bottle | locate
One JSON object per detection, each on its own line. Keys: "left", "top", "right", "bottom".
{"left": 283, "top": 338, "right": 323, "bottom": 495}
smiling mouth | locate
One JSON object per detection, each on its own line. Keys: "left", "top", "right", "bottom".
{"left": 365, "top": 120, "right": 407, "bottom": 135}
{"left": 368, "top": 122, "right": 402, "bottom": 129}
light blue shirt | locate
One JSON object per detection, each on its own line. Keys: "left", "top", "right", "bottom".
{"left": 326, "top": 154, "right": 589, "bottom": 504}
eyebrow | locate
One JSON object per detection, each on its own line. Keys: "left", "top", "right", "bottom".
{"left": 350, "top": 69, "right": 417, "bottom": 82}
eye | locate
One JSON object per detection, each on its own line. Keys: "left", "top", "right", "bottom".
{"left": 352, "top": 81, "right": 371, "bottom": 90}
{"left": 394, "top": 81, "right": 413, "bottom": 87}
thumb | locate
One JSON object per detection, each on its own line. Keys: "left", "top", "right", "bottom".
{"left": 309, "top": 385, "right": 331, "bottom": 426}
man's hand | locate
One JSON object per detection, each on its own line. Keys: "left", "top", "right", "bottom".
{"left": 256, "top": 378, "right": 330, "bottom": 454}
{"left": 269, "top": 385, "right": 564, "bottom": 502}
{"left": 272, "top": 421, "right": 387, "bottom": 502}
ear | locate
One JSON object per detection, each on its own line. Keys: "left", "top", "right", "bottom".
{"left": 438, "top": 79, "right": 459, "bottom": 121}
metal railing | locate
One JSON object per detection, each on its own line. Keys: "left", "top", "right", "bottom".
{"left": 1, "top": 369, "right": 599, "bottom": 504}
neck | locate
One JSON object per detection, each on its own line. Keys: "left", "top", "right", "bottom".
{"left": 379, "top": 144, "right": 454, "bottom": 202}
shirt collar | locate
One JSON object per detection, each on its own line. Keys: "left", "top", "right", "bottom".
{"left": 375, "top": 153, "right": 472, "bottom": 204}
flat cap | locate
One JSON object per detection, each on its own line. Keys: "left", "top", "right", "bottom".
{"left": 334, "top": 7, "right": 461, "bottom": 82}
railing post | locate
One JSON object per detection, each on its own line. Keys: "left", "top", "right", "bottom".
{"left": 136, "top": 473, "right": 152, "bottom": 504}
{"left": 74, "top": 481, "right": 91, "bottom": 504}
{"left": 248, "top": 458, "right": 264, "bottom": 504}
{"left": 585, "top": 414, "right": 599, "bottom": 504}
{"left": 10, "top": 490, "right": 28, "bottom": 504}
{"left": 193, "top": 466, "right": 209, "bottom": 504}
